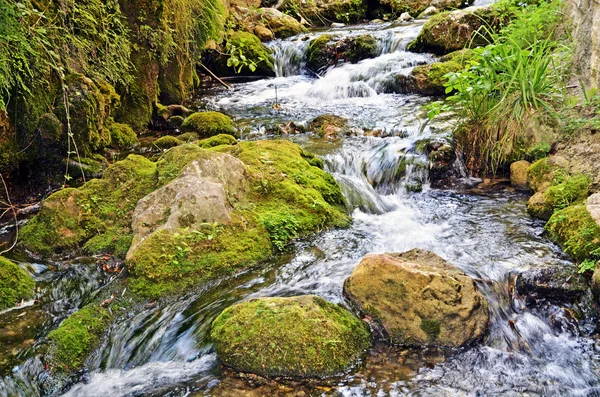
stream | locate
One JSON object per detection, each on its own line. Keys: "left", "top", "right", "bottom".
{"left": 2, "top": 15, "right": 600, "bottom": 397}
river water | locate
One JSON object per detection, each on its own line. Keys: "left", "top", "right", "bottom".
{"left": 1, "top": 16, "right": 600, "bottom": 397}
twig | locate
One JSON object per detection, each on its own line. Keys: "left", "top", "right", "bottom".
{"left": 0, "top": 172, "right": 18, "bottom": 255}
{"left": 199, "top": 63, "right": 232, "bottom": 90}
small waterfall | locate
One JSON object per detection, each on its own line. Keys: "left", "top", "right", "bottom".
{"left": 267, "top": 38, "right": 311, "bottom": 78}
{"left": 306, "top": 51, "right": 432, "bottom": 100}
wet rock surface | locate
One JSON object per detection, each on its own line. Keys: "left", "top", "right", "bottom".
{"left": 344, "top": 249, "right": 489, "bottom": 347}
{"left": 515, "top": 266, "right": 589, "bottom": 305}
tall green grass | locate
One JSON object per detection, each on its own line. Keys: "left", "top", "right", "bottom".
{"left": 431, "top": 0, "right": 567, "bottom": 175}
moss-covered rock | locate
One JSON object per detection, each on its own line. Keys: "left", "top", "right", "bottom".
{"left": 379, "top": 0, "right": 468, "bottom": 17}
{"left": 20, "top": 155, "right": 158, "bottom": 257}
{"left": 407, "top": 6, "right": 512, "bottom": 55}
{"left": 510, "top": 160, "right": 531, "bottom": 191}
{"left": 176, "top": 132, "right": 199, "bottom": 142}
{"left": 211, "top": 295, "right": 371, "bottom": 378}
{"left": 0, "top": 257, "right": 35, "bottom": 311}
{"left": 527, "top": 157, "right": 568, "bottom": 193}
{"left": 546, "top": 204, "right": 600, "bottom": 263}
{"left": 527, "top": 173, "right": 589, "bottom": 220}
{"left": 196, "top": 134, "right": 238, "bottom": 148}
{"left": 344, "top": 249, "right": 489, "bottom": 347}
{"left": 181, "top": 112, "right": 237, "bottom": 138}
{"left": 280, "top": 0, "right": 368, "bottom": 25}
{"left": 46, "top": 303, "right": 112, "bottom": 372}
{"left": 232, "top": 7, "right": 306, "bottom": 40}
{"left": 306, "top": 34, "right": 378, "bottom": 73}
{"left": 127, "top": 141, "right": 349, "bottom": 298}
{"left": 154, "top": 135, "right": 184, "bottom": 149}
{"left": 55, "top": 74, "right": 117, "bottom": 155}
{"left": 106, "top": 118, "right": 139, "bottom": 148}
{"left": 307, "top": 114, "right": 351, "bottom": 139}
{"left": 395, "top": 61, "right": 462, "bottom": 96}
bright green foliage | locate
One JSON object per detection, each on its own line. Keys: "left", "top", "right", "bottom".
{"left": 225, "top": 31, "right": 275, "bottom": 75}
{"left": 181, "top": 112, "right": 237, "bottom": 138}
{"left": 154, "top": 135, "right": 184, "bottom": 149}
{"left": 0, "top": 256, "right": 35, "bottom": 310}
{"left": 545, "top": 174, "right": 590, "bottom": 210}
{"left": 196, "top": 134, "right": 237, "bottom": 148}
{"left": 210, "top": 295, "right": 371, "bottom": 378}
{"left": 47, "top": 304, "right": 112, "bottom": 371}
{"left": 429, "top": 0, "right": 565, "bottom": 175}
{"left": 261, "top": 211, "right": 300, "bottom": 251}
{"left": 546, "top": 204, "right": 600, "bottom": 263}
{"left": 20, "top": 155, "right": 158, "bottom": 256}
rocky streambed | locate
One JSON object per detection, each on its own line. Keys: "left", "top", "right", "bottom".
{"left": 1, "top": 13, "right": 600, "bottom": 397}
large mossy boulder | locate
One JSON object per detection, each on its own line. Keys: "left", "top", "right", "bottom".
{"left": 210, "top": 295, "right": 371, "bottom": 378}
{"left": 280, "top": 0, "right": 368, "bottom": 25}
{"left": 407, "top": 6, "right": 512, "bottom": 55}
{"left": 527, "top": 169, "right": 589, "bottom": 221}
{"left": 344, "top": 249, "right": 489, "bottom": 347}
{"left": 181, "top": 112, "right": 237, "bottom": 138}
{"left": 307, "top": 34, "right": 379, "bottom": 73}
{"left": 546, "top": 200, "right": 600, "bottom": 263}
{"left": 20, "top": 155, "right": 159, "bottom": 257}
{"left": 510, "top": 160, "right": 531, "bottom": 191}
{"left": 0, "top": 257, "right": 35, "bottom": 311}
{"left": 21, "top": 140, "right": 349, "bottom": 298}
{"left": 127, "top": 141, "right": 349, "bottom": 297}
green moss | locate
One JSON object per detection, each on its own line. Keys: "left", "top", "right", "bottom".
{"left": 176, "top": 132, "right": 199, "bottom": 142}
{"left": 0, "top": 257, "right": 35, "bottom": 310}
{"left": 402, "top": 61, "right": 463, "bottom": 96}
{"left": 55, "top": 74, "right": 115, "bottom": 155}
{"left": 546, "top": 204, "right": 600, "bottom": 262}
{"left": 47, "top": 304, "right": 112, "bottom": 372}
{"left": 307, "top": 35, "right": 334, "bottom": 72}
{"left": 107, "top": 118, "right": 139, "bottom": 148}
{"left": 37, "top": 113, "right": 63, "bottom": 143}
{"left": 342, "top": 34, "right": 378, "bottom": 64}
{"left": 181, "top": 111, "right": 237, "bottom": 138}
{"left": 154, "top": 135, "right": 184, "bottom": 149}
{"left": 420, "top": 318, "right": 441, "bottom": 340}
{"left": 20, "top": 155, "right": 158, "bottom": 256}
{"left": 168, "top": 115, "right": 185, "bottom": 129}
{"left": 545, "top": 174, "right": 590, "bottom": 210}
{"left": 196, "top": 133, "right": 237, "bottom": 148}
{"left": 527, "top": 158, "right": 567, "bottom": 193}
{"left": 128, "top": 140, "right": 349, "bottom": 298}
{"left": 210, "top": 295, "right": 371, "bottom": 378}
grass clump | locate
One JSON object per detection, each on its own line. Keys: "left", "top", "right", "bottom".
{"left": 210, "top": 295, "right": 371, "bottom": 378}
{"left": 181, "top": 112, "right": 237, "bottom": 138}
{"left": 47, "top": 304, "right": 112, "bottom": 372}
{"left": 427, "top": 0, "right": 566, "bottom": 175}
{"left": 0, "top": 257, "right": 35, "bottom": 310}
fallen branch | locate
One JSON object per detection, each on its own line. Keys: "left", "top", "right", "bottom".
{"left": 199, "top": 63, "right": 232, "bottom": 90}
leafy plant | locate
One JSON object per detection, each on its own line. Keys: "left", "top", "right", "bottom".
{"left": 429, "top": 0, "right": 567, "bottom": 175}
{"left": 261, "top": 212, "right": 300, "bottom": 251}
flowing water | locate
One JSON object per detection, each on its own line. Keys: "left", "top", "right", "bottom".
{"left": 2, "top": 17, "right": 600, "bottom": 397}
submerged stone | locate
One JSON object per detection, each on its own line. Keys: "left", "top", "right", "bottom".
{"left": 210, "top": 295, "right": 371, "bottom": 378}
{"left": 181, "top": 112, "right": 237, "bottom": 138}
{"left": 344, "top": 249, "right": 489, "bottom": 347}
{"left": 307, "top": 114, "right": 351, "bottom": 139}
